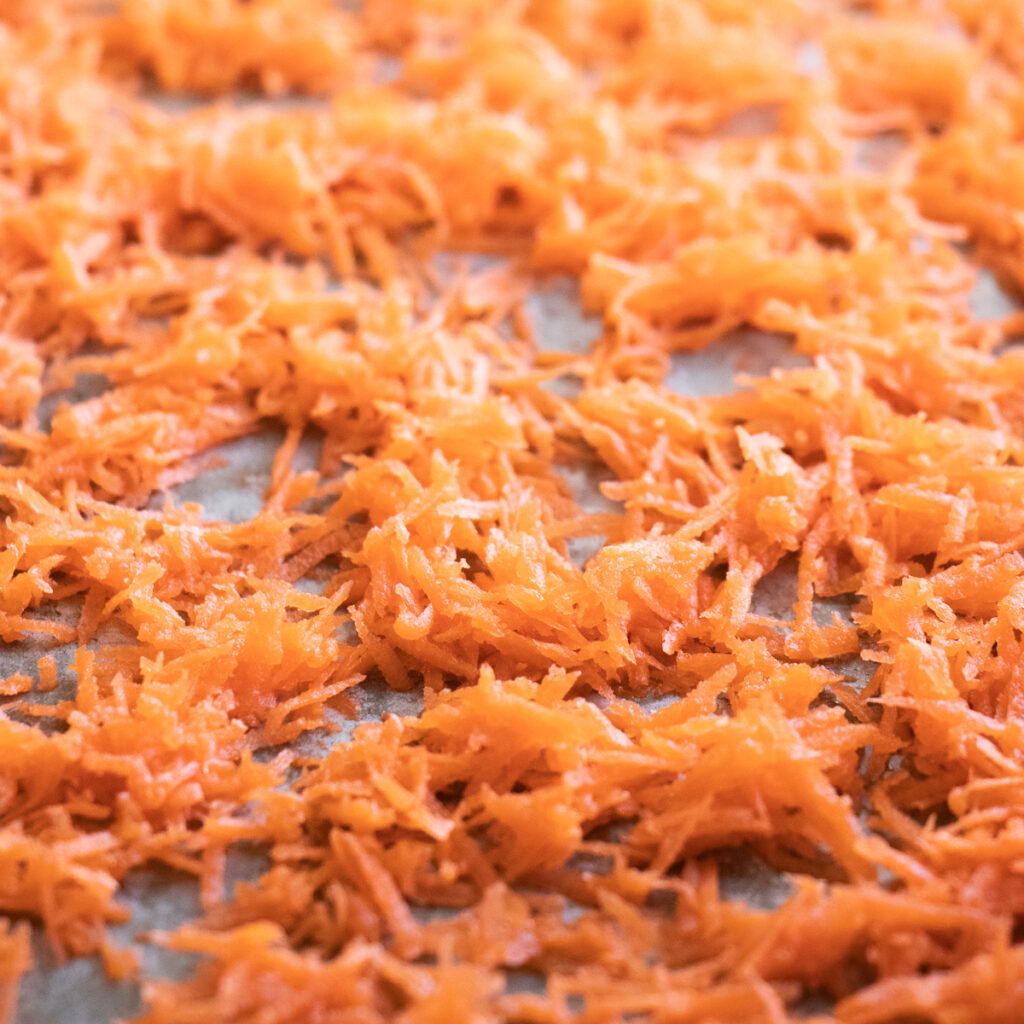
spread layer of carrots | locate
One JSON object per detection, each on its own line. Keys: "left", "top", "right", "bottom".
{"left": 5, "top": 1, "right": 1024, "bottom": 1021}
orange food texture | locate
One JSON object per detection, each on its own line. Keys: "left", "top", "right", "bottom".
{"left": 4, "top": 1, "right": 1024, "bottom": 1022}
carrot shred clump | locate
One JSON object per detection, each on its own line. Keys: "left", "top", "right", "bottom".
{"left": 6, "top": 1, "right": 1024, "bottom": 1022}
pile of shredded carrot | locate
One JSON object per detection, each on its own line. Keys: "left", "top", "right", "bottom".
{"left": 7, "top": 0, "right": 1024, "bottom": 1020}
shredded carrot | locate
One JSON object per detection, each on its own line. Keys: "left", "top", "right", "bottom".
{"left": 0, "top": 922, "right": 31, "bottom": 1024}
{"left": 6, "top": 1, "right": 1024, "bottom": 1022}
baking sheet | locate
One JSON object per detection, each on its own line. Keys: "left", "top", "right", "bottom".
{"left": 4, "top": 112, "right": 1020, "bottom": 1024}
